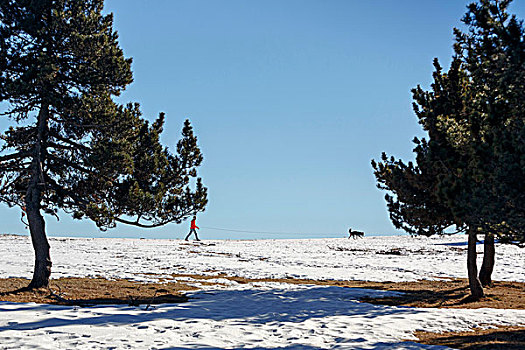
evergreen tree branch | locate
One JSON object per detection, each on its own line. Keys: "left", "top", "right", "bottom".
{"left": 0, "top": 150, "right": 32, "bottom": 162}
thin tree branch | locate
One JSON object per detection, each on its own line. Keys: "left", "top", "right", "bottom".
{"left": 47, "top": 154, "right": 95, "bottom": 176}
{"left": 48, "top": 131, "right": 92, "bottom": 152}
{"left": 115, "top": 217, "right": 174, "bottom": 229}
{"left": 0, "top": 151, "right": 32, "bottom": 162}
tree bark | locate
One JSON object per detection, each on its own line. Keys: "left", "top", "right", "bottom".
{"left": 26, "top": 105, "right": 51, "bottom": 289}
{"left": 467, "top": 227, "right": 484, "bottom": 300}
{"left": 26, "top": 183, "right": 51, "bottom": 289}
{"left": 479, "top": 232, "right": 495, "bottom": 287}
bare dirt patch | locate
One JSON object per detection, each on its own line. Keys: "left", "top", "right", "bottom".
{"left": 413, "top": 326, "right": 525, "bottom": 350}
{"left": 1, "top": 275, "right": 523, "bottom": 310}
{"left": 355, "top": 279, "right": 525, "bottom": 309}
{"left": 0, "top": 277, "right": 195, "bottom": 306}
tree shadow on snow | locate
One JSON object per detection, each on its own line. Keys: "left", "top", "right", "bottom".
{"left": 0, "top": 286, "right": 423, "bottom": 332}
{"left": 366, "top": 341, "right": 449, "bottom": 349}
{"left": 435, "top": 240, "right": 491, "bottom": 246}
{"left": 362, "top": 285, "right": 470, "bottom": 308}
{"left": 161, "top": 346, "right": 321, "bottom": 350}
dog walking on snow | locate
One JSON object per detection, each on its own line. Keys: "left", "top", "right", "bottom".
{"left": 348, "top": 228, "right": 364, "bottom": 239}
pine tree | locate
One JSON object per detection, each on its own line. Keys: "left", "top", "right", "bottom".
{"left": 0, "top": 0, "right": 207, "bottom": 288}
{"left": 372, "top": 0, "right": 524, "bottom": 300}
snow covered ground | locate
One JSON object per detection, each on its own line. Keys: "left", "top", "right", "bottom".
{"left": 1, "top": 234, "right": 524, "bottom": 349}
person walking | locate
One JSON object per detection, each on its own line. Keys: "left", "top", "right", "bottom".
{"left": 185, "top": 215, "right": 200, "bottom": 241}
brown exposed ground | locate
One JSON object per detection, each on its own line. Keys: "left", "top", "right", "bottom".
{"left": 353, "top": 278, "right": 525, "bottom": 309}
{"left": 1, "top": 274, "right": 524, "bottom": 309}
{"left": 0, "top": 277, "right": 194, "bottom": 306}
{"left": 414, "top": 326, "right": 525, "bottom": 350}
{"left": 1, "top": 274, "right": 524, "bottom": 349}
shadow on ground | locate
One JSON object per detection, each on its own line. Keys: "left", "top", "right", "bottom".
{"left": 0, "top": 286, "right": 417, "bottom": 331}
{"left": 415, "top": 327, "right": 525, "bottom": 350}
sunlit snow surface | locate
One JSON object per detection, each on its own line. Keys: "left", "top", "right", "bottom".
{"left": 1, "top": 234, "right": 524, "bottom": 349}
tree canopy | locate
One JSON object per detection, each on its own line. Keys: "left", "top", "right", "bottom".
{"left": 372, "top": 0, "right": 524, "bottom": 298}
{"left": 373, "top": 0, "right": 524, "bottom": 244}
{"left": 0, "top": 0, "right": 207, "bottom": 288}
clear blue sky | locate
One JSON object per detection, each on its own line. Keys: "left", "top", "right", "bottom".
{"left": 2, "top": 1, "right": 524, "bottom": 239}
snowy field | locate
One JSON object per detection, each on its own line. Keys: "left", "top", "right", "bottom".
{"left": 1, "top": 234, "right": 524, "bottom": 349}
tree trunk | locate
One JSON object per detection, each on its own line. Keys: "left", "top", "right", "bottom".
{"left": 479, "top": 232, "right": 495, "bottom": 287}
{"left": 26, "top": 105, "right": 51, "bottom": 289}
{"left": 467, "top": 227, "right": 484, "bottom": 300}
{"left": 26, "top": 183, "right": 51, "bottom": 289}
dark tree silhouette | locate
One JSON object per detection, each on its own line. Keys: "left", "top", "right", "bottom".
{"left": 0, "top": 0, "right": 207, "bottom": 288}
{"left": 372, "top": 0, "right": 524, "bottom": 300}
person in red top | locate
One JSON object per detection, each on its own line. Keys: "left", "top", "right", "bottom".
{"left": 185, "top": 215, "right": 201, "bottom": 241}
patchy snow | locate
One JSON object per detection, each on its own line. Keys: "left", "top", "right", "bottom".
{"left": 1, "top": 234, "right": 524, "bottom": 349}
{"left": 1, "top": 234, "right": 523, "bottom": 283}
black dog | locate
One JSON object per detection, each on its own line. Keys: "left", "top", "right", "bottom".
{"left": 348, "top": 228, "right": 364, "bottom": 239}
